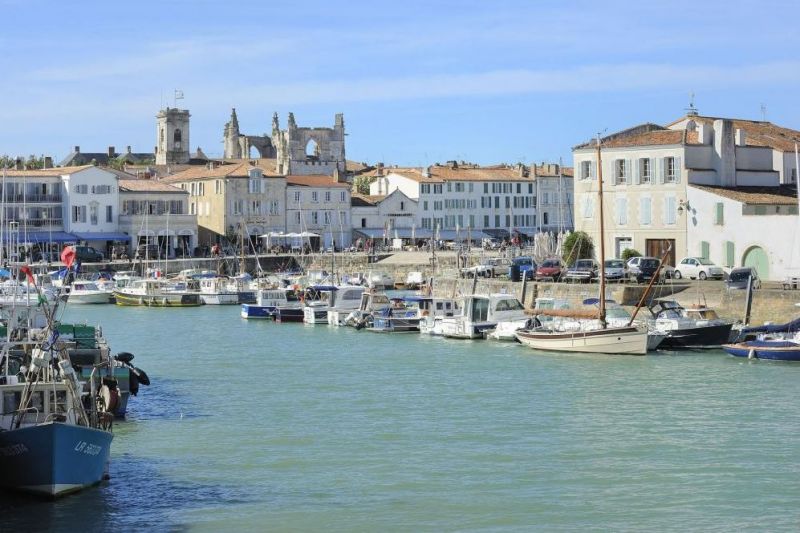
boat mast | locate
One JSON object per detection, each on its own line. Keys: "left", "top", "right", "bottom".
{"left": 596, "top": 135, "right": 607, "bottom": 328}
{"left": 239, "top": 217, "right": 246, "bottom": 276}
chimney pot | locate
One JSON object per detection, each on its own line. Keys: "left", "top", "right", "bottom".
{"left": 108, "top": 146, "right": 115, "bottom": 158}
{"left": 127, "top": 145, "right": 132, "bottom": 154}
{"left": 43, "top": 156, "right": 53, "bottom": 169}
{"left": 74, "top": 145, "right": 80, "bottom": 153}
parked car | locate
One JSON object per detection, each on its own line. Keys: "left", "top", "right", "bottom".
{"left": 674, "top": 257, "right": 724, "bottom": 280}
{"left": 628, "top": 256, "right": 662, "bottom": 284}
{"left": 509, "top": 256, "right": 535, "bottom": 281}
{"left": 461, "top": 257, "right": 510, "bottom": 278}
{"left": 535, "top": 258, "right": 564, "bottom": 281}
{"left": 604, "top": 259, "right": 626, "bottom": 281}
{"left": 565, "top": 259, "right": 599, "bottom": 282}
{"left": 71, "top": 245, "right": 104, "bottom": 262}
{"left": 726, "top": 266, "right": 761, "bottom": 290}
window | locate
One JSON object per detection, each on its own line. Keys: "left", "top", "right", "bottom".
{"left": 215, "top": 180, "right": 222, "bottom": 194}
{"left": 581, "top": 161, "right": 594, "bottom": 180}
{"left": 340, "top": 191, "right": 346, "bottom": 202}
{"left": 494, "top": 215, "right": 500, "bottom": 228}
{"left": 483, "top": 183, "right": 488, "bottom": 193}
{"left": 251, "top": 200, "right": 262, "bottom": 215}
{"left": 361, "top": 217, "right": 367, "bottom": 228}
{"left": 294, "top": 190, "right": 301, "bottom": 203}
{"left": 89, "top": 204, "right": 98, "bottom": 225}
{"left": 469, "top": 183, "right": 473, "bottom": 192}
{"left": 91, "top": 185, "right": 112, "bottom": 194}
{"left": 248, "top": 178, "right": 262, "bottom": 194}
{"left": 190, "top": 202, "right": 196, "bottom": 215}
{"left": 447, "top": 183, "right": 452, "bottom": 192}
{"left": 400, "top": 201, "right": 405, "bottom": 211}
{"left": 484, "top": 215, "right": 489, "bottom": 227}
{"left": 423, "top": 201, "right": 428, "bottom": 211}
{"left": 324, "top": 211, "right": 331, "bottom": 224}
{"left": 106, "top": 205, "right": 113, "bottom": 223}
{"left": 615, "top": 159, "right": 627, "bottom": 185}
{"left": 269, "top": 200, "right": 279, "bottom": 215}
{"left": 665, "top": 157, "right": 678, "bottom": 183}
{"left": 754, "top": 205, "right": 767, "bottom": 215}
{"left": 505, "top": 197, "right": 510, "bottom": 208}
{"left": 543, "top": 212, "right": 549, "bottom": 225}
{"left": 714, "top": 202, "right": 724, "bottom": 225}
{"left": 311, "top": 191, "right": 318, "bottom": 203}
{"left": 433, "top": 184, "right": 442, "bottom": 194}
{"left": 233, "top": 200, "right": 243, "bottom": 215}
{"left": 325, "top": 191, "right": 331, "bottom": 203}
{"left": 294, "top": 211, "right": 301, "bottom": 224}
{"left": 639, "top": 197, "right": 651, "bottom": 225}
{"left": 72, "top": 205, "right": 86, "bottom": 223}
{"left": 640, "top": 158, "right": 651, "bottom": 184}
{"left": 73, "top": 184, "right": 88, "bottom": 194}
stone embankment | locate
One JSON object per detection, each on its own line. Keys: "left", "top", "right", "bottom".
{"left": 77, "top": 250, "right": 799, "bottom": 326}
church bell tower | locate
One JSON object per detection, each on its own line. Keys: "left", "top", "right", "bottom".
{"left": 155, "top": 107, "right": 191, "bottom": 165}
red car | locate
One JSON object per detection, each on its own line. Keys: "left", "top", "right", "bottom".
{"left": 535, "top": 258, "right": 564, "bottom": 281}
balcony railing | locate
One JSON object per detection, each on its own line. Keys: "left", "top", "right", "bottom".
{"left": 2, "top": 194, "right": 62, "bottom": 203}
{"left": 16, "top": 219, "right": 63, "bottom": 228}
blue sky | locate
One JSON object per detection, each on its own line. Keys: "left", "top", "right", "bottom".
{"left": 3, "top": 0, "right": 800, "bottom": 166}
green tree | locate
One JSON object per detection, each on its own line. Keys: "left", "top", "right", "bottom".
{"left": 561, "top": 231, "right": 594, "bottom": 264}
{"left": 621, "top": 248, "right": 642, "bottom": 262}
{"left": 353, "top": 174, "right": 376, "bottom": 195}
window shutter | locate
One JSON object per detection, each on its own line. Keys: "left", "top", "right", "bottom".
{"left": 725, "top": 241, "right": 735, "bottom": 267}
{"left": 591, "top": 161, "right": 597, "bottom": 180}
{"left": 649, "top": 158, "right": 655, "bottom": 185}
{"left": 611, "top": 160, "right": 618, "bottom": 186}
{"left": 657, "top": 158, "right": 665, "bottom": 184}
{"left": 715, "top": 202, "right": 724, "bottom": 225}
{"left": 700, "top": 241, "right": 710, "bottom": 260}
{"left": 626, "top": 159, "right": 632, "bottom": 185}
{"left": 674, "top": 156, "right": 682, "bottom": 184}
{"left": 634, "top": 158, "right": 641, "bottom": 185}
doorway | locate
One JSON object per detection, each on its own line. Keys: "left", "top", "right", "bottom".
{"left": 645, "top": 238, "right": 676, "bottom": 266}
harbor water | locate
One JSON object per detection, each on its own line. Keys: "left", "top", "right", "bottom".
{"left": 3, "top": 305, "right": 800, "bottom": 531}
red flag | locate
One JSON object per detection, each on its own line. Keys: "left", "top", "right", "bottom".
{"left": 61, "top": 246, "right": 76, "bottom": 269}
{"left": 20, "top": 266, "right": 35, "bottom": 284}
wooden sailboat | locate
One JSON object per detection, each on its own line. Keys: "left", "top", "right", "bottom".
{"left": 515, "top": 136, "right": 649, "bottom": 355}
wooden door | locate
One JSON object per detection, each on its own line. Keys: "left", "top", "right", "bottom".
{"left": 645, "top": 238, "right": 676, "bottom": 266}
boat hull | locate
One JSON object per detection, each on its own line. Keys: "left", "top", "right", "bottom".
{"left": 515, "top": 326, "right": 648, "bottom": 355}
{"left": 241, "top": 304, "right": 277, "bottom": 319}
{"left": 67, "top": 292, "right": 112, "bottom": 304}
{"left": 276, "top": 308, "right": 304, "bottom": 323}
{"left": 303, "top": 307, "right": 330, "bottom": 324}
{"left": 0, "top": 422, "right": 112, "bottom": 498}
{"left": 113, "top": 291, "right": 202, "bottom": 307}
{"left": 200, "top": 293, "right": 240, "bottom": 305}
{"left": 658, "top": 323, "right": 733, "bottom": 349}
{"left": 369, "top": 316, "right": 420, "bottom": 333}
{"left": 723, "top": 341, "right": 800, "bottom": 361}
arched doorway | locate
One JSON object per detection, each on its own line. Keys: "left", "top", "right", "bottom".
{"left": 743, "top": 245, "right": 769, "bottom": 279}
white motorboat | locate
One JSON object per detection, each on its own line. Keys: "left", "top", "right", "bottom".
{"left": 440, "top": 293, "right": 527, "bottom": 340}
{"left": 417, "top": 297, "right": 460, "bottom": 336}
{"left": 343, "top": 291, "right": 391, "bottom": 328}
{"left": 65, "top": 281, "right": 112, "bottom": 304}
{"left": 366, "top": 270, "right": 395, "bottom": 290}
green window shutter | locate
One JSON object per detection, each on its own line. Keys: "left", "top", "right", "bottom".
{"left": 725, "top": 241, "right": 735, "bottom": 268}
{"left": 700, "top": 241, "right": 710, "bottom": 260}
{"left": 715, "top": 202, "right": 724, "bottom": 225}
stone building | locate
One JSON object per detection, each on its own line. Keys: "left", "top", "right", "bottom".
{"left": 155, "top": 107, "right": 191, "bottom": 165}
{"left": 223, "top": 110, "right": 346, "bottom": 176}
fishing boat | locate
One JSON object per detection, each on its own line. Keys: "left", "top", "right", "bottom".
{"left": 241, "top": 287, "right": 303, "bottom": 321}
{"left": 648, "top": 301, "right": 733, "bottom": 348}
{"left": 515, "top": 137, "right": 648, "bottom": 355}
{"left": 416, "top": 296, "right": 460, "bottom": 336}
{"left": 0, "top": 267, "right": 115, "bottom": 497}
{"left": 65, "top": 281, "right": 112, "bottom": 304}
{"left": 113, "top": 278, "right": 202, "bottom": 307}
{"left": 198, "top": 277, "right": 240, "bottom": 305}
{"left": 325, "top": 285, "right": 370, "bottom": 326}
{"left": 367, "top": 298, "right": 422, "bottom": 333}
{"left": 440, "top": 293, "right": 527, "bottom": 340}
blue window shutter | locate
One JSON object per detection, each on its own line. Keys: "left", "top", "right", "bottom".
{"left": 674, "top": 156, "right": 682, "bottom": 184}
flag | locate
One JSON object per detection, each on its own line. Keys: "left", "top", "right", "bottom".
{"left": 60, "top": 246, "right": 75, "bottom": 269}
{"left": 20, "top": 266, "right": 34, "bottom": 284}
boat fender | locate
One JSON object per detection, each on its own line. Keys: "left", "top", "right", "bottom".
{"left": 129, "top": 370, "right": 140, "bottom": 396}
{"left": 98, "top": 384, "right": 119, "bottom": 413}
{"left": 133, "top": 366, "right": 150, "bottom": 386}
{"left": 748, "top": 348, "right": 756, "bottom": 360}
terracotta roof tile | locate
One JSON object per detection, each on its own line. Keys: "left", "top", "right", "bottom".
{"left": 674, "top": 115, "right": 800, "bottom": 152}
{"left": 690, "top": 184, "right": 799, "bottom": 205}
{"left": 160, "top": 162, "right": 254, "bottom": 183}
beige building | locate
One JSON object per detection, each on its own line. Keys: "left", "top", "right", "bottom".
{"left": 118, "top": 179, "right": 196, "bottom": 257}
{"left": 286, "top": 174, "right": 352, "bottom": 249}
{"left": 161, "top": 161, "right": 287, "bottom": 246}
{"left": 572, "top": 114, "right": 796, "bottom": 267}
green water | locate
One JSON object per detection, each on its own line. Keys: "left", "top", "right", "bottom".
{"left": 3, "top": 305, "right": 800, "bottom": 531}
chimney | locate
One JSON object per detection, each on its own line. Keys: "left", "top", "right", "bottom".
{"left": 43, "top": 156, "right": 53, "bottom": 169}
{"left": 376, "top": 162, "right": 384, "bottom": 177}
{"left": 422, "top": 166, "right": 431, "bottom": 178}
{"left": 127, "top": 145, "right": 132, "bottom": 154}
{"left": 108, "top": 146, "right": 115, "bottom": 158}
{"left": 735, "top": 128, "right": 746, "bottom": 147}
{"left": 517, "top": 163, "right": 526, "bottom": 178}
{"left": 14, "top": 158, "right": 23, "bottom": 170}
{"left": 447, "top": 160, "right": 458, "bottom": 169}
{"left": 713, "top": 119, "right": 736, "bottom": 187}
{"left": 74, "top": 145, "right": 80, "bottom": 153}
{"left": 697, "top": 122, "right": 711, "bottom": 144}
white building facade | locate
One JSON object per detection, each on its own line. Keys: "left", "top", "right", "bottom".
{"left": 351, "top": 189, "right": 418, "bottom": 243}
{"left": 286, "top": 175, "right": 352, "bottom": 249}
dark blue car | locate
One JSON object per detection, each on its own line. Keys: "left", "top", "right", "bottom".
{"left": 509, "top": 256, "right": 535, "bottom": 281}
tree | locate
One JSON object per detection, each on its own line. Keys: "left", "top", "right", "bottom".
{"left": 561, "top": 231, "right": 594, "bottom": 264}
{"left": 353, "top": 174, "right": 376, "bottom": 195}
{"left": 621, "top": 248, "right": 642, "bottom": 262}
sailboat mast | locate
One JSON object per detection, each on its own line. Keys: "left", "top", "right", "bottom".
{"left": 595, "top": 136, "right": 607, "bottom": 327}
{"left": 239, "top": 218, "right": 246, "bottom": 275}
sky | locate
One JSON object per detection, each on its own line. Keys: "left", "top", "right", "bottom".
{"left": 3, "top": 0, "right": 800, "bottom": 167}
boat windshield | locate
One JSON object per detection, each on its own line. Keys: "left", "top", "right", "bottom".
{"left": 495, "top": 298, "right": 524, "bottom": 311}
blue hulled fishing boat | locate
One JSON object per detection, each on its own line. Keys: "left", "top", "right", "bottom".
{"left": 724, "top": 316, "right": 800, "bottom": 361}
